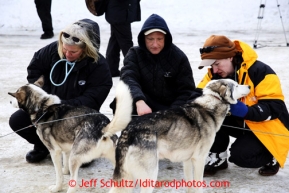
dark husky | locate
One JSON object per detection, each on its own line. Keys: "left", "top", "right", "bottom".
{"left": 8, "top": 76, "right": 132, "bottom": 193}
{"left": 104, "top": 79, "right": 250, "bottom": 193}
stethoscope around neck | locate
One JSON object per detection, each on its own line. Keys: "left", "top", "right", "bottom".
{"left": 49, "top": 59, "right": 76, "bottom": 86}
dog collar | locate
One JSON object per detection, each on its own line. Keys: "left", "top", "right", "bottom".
{"left": 213, "top": 95, "right": 221, "bottom": 101}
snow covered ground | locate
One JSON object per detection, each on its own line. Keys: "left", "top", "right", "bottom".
{"left": 0, "top": 0, "right": 289, "bottom": 193}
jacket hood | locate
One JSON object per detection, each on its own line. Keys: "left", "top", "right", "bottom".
{"left": 138, "top": 14, "right": 172, "bottom": 51}
{"left": 79, "top": 18, "right": 101, "bottom": 50}
{"left": 234, "top": 40, "right": 258, "bottom": 69}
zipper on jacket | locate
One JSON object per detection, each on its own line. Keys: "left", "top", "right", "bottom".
{"left": 241, "top": 72, "right": 247, "bottom": 85}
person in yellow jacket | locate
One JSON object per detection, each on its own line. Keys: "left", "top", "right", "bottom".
{"left": 197, "top": 35, "right": 289, "bottom": 176}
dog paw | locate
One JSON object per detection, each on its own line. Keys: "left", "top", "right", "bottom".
{"left": 48, "top": 185, "right": 62, "bottom": 192}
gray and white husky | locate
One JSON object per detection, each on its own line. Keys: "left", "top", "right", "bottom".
{"left": 104, "top": 78, "right": 250, "bottom": 193}
{"left": 8, "top": 76, "right": 132, "bottom": 193}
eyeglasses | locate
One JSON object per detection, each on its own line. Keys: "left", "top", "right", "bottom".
{"left": 62, "top": 32, "right": 82, "bottom": 43}
{"left": 199, "top": 46, "right": 225, "bottom": 54}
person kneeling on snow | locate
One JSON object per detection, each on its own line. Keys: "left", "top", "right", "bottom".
{"left": 9, "top": 19, "right": 112, "bottom": 163}
{"left": 195, "top": 35, "right": 289, "bottom": 176}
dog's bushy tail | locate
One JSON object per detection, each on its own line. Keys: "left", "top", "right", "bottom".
{"left": 103, "top": 80, "right": 133, "bottom": 136}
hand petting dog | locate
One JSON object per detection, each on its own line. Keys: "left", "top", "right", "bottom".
{"left": 230, "top": 100, "right": 248, "bottom": 117}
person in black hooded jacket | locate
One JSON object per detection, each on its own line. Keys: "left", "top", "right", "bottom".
{"left": 9, "top": 19, "right": 112, "bottom": 163}
{"left": 111, "top": 14, "right": 197, "bottom": 115}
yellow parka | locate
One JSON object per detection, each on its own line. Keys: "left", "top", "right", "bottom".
{"left": 198, "top": 40, "right": 289, "bottom": 167}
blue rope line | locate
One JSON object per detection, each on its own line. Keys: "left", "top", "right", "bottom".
{"left": 50, "top": 59, "right": 76, "bottom": 86}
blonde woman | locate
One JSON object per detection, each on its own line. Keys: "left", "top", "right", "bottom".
{"left": 9, "top": 19, "right": 112, "bottom": 163}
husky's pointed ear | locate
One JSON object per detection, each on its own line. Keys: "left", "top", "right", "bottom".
{"left": 219, "top": 84, "right": 228, "bottom": 98}
{"left": 34, "top": 75, "right": 45, "bottom": 88}
{"left": 8, "top": 89, "right": 25, "bottom": 104}
{"left": 8, "top": 92, "right": 16, "bottom": 98}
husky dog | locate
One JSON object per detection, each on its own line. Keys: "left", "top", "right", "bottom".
{"left": 8, "top": 76, "right": 132, "bottom": 193}
{"left": 105, "top": 79, "right": 250, "bottom": 193}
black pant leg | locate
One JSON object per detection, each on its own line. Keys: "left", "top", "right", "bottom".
{"left": 34, "top": 0, "right": 53, "bottom": 34}
{"left": 229, "top": 131, "right": 273, "bottom": 168}
{"left": 106, "top": 25, "right": 121, "bottom": 76}
{"left": 211, "top": 116, "right": 273, "bottom": 168}
{"left": 114, "top": 23, "right": 133, "bottom": 57}
{"left": 209, "top": 116, "right": 244, "bottom": 153}
{"left": 106, "top": 23, "right": 133, "bottom": 76}
{"left": 9, "top": 110, "right": 47, "bottom": 151}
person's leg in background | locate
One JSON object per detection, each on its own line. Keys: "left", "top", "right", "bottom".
{"left": 9, "top": 110, "right": 49, "bottom": 163}
{"left": 117, "top": 23, "right": 133, "bottom": 60}
{"left": 35, "top": 0, "right": 54, "bottom": 39}
{"left": 106, "top": 23, "right": 133, "bottom": 77}
{"left": 106, "top": 24, "right": 121, "bottom": 77}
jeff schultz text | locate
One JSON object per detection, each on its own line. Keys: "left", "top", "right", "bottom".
{"left": 72, "top": 179, "right": 230, "bottom": 189}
